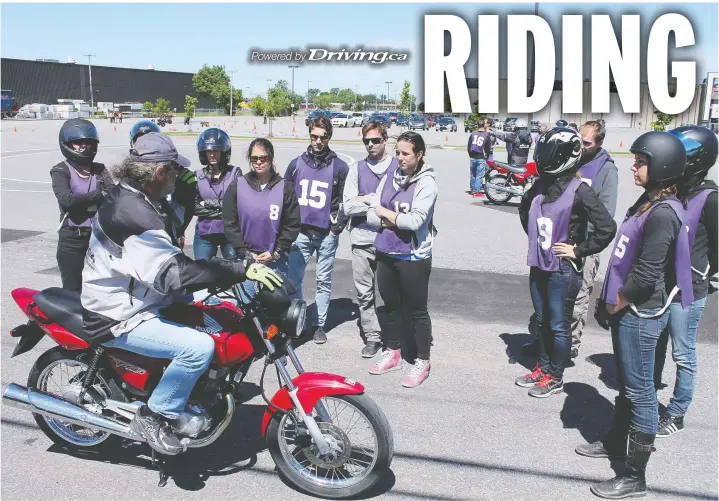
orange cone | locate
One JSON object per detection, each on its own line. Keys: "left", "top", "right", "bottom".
{"left": 620, "top": 140, "right": 624, "bottom": 148}
{"left": 253, "top": 122, "right": 257, "bottom": 132}
{"left": 13, "top": 127, "right": 17, "bottom": 132}
{"left": 445, "top": 135, "right": 449, "bottom": 142}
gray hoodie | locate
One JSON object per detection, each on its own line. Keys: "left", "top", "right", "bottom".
{"left": 366, "top": 163, "right": 438, "bottom": 260}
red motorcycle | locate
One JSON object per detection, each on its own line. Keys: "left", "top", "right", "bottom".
{"left": 3, "top": 281, "right": 393, "bottom": 499}
{"left": 483, "top": 159, "right": 539, "bottom": 204}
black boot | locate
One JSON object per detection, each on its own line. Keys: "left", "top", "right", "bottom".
{"left": 576, "top": 396, "right": 630, "bottom": 459}
{"left": 590, "top": 429, "right": 655, "bottom": 499}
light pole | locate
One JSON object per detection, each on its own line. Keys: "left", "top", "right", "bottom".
{"left": 306, "top": 80, "right": 311, "bottom": 111}
{"left": 385, "top": 81, "right": 392, "bottom": 110}
{"left": 376, "top": 84, "right": 379, "bottom": 111}
{"left": 228, "top": 70, "right": 237, "bottom": 116}
{"left": 288, "top": 65, "right": 298, "bottom": 116}
{"left": 83, "top": 53, "right": 95, "bottom": 111}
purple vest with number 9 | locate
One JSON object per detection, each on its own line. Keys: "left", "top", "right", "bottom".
{"left": 294, "top": 157, "right": 334, "bottom": 229}
{"left": 236, "top": 177, "right": 284, "bottom": 253}
{"left": 196, "top": 166, "right": 238, "bottom": 236}
{"left": 375, "top": 165, "right": 417, "bottom": 254}
{"left": 66, "top": 163, "right": 99, "bottom": 228}
{"left": 527, "top": 177, "right": 582, "bottom": 271}
{"left": 352, "top": 157, "right": 397, "bottom": 231}
{"left": 600, "top": 197, "right": 694, "bottom": 308}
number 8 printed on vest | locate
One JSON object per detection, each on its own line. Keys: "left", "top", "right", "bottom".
{"left": 536, "top": 217, "right": 553, "bottom": 250}
{"left": 297, "top": 179, "right": 329, "bottom": 208}
{"left": 269, "top": 204, "right": 280, "bottom": 221}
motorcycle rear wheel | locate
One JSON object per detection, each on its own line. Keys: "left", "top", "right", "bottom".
{"left": 27, "top": 347, "right": 126, "bottom": 451}
{"left": 267, "top": 394, "right": 393, "bottom": 499}
{"left": 484, "top": 173, "right": 514, "bottom": 204}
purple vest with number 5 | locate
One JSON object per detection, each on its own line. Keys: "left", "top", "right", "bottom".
{"left": 352, "top": 157, "right": 397, "bottom": 231}
{"left": 527, "top": 177, "right": 582, "bottom": 271}
{"left": 375, "top": 165, "right": 417, "bottom": 254}
{"left": 294, "top": 157, "right": 334, "bottom": 229}
{"left": 600, "top": 197, "right": 694, "bottom": 308}
{"left": 66, "top": 162, "right": 98, "bottom": 228}
{"left": 236, "top": 177, "right": 284, "bottom": 253}
{"left": 196, "top": 167, "right": 237, "bottom": 236}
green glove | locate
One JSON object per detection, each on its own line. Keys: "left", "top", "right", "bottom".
{"left": 177, "top": 167, "right": 197, "bottom": 185}
{"left": 245, "top": 263, "right": 283, "bottom": 291}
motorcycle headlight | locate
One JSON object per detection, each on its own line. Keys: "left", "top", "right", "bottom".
{"left": 282, "top": 299, "right": 307, "bottom": 338}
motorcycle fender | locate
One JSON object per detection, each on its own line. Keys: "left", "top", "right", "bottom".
{"left": 10, "top": 323, "right": 46, "bottom": 358}
{"left": 261, "top": 372, "right": 365, "bottom": 436}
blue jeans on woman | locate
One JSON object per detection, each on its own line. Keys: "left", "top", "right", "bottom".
{"left": 470, "top": 158, "right": 488, "bottom": 194}
{"left": 529, "top": 263, "right": 582, "bottom": 379}
{"left": 193, "top": 233, "right": 236, "bottom": 261}
{"left": 613, "top": 306, "right": 669, "bottom": 434}
{"left": 103, "top": 316, "right": 215, "bottom": 419}
{"left": 653, "top": 297, "right": 707, "bottom": 417}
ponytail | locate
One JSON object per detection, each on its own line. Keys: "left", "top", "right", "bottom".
{"left": 637, "top": 185, "right": 678, "bottom": 216}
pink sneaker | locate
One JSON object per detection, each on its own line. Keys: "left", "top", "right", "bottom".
{"left": 369, "top": 348, "right": 403, "bottom": 375}
{"left": 401, "top": 359, "right": 431, "bottom": 388}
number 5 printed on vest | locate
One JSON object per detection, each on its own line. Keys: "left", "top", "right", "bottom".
{"left": 614, "top": 235, "right": 630, "bottom": 258}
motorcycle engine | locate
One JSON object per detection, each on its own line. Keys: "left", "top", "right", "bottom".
{"left": 172, "top": 403, "right": 212, "bottom": 438}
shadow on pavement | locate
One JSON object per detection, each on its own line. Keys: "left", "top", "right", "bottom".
{"left": 499, "top": 331, "right": 536, "bottom": 371}
{"left": 585, "top": 353, "right": 620, "bottom": 391}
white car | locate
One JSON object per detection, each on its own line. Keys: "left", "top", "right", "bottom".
{"left": 331, "top": 113, "right": 356, "bottom": 128}
{"left": 351, "top": 112, "right": 365, "bottom": 127}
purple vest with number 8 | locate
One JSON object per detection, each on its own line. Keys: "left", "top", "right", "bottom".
{"left": 600, "top": 197, "right": 693, "bottom": 308}
{"left": 527, "top": 177, "right": 582, "bottom": 271}
{"left": 294, "top": 157, "right": 334, "bottom": 229}
{"left": 375, "top": 164, "right": 417, "bottom": 254}
{"left": 236, "top": 176, "right": 284, "bottom": 254}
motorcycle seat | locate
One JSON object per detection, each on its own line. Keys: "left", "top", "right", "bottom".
{"left": 493, "top": 160, "right": 527, "bottom": 174}
{"left": 34, "top": 288, "right": 93, "bottom": 345}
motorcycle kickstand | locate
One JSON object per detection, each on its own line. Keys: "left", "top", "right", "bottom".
{"left": 151, "top": 449, "right": 169, "bottom": 487}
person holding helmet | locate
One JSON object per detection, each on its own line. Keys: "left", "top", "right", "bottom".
{"left": 82, "top": 132, "right": 283, "bottom": 455}
{"left": 492, "top": 118, "right": 533, "bottom": 167}
{"left": 516, "top": 127, "right": 616, "bottom": 398}
{"left": 577, "top": 131, "right": 694, "bottom": 499}
{"left": 51, "top": 118, "right": 109, "bottom": 291}
{"left": 653, "top": 126, "right": 717, "bottom": 438}
{"left": 193, "top": 128, "right": 242, "bottom": 260}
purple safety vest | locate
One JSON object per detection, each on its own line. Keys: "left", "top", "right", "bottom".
{"left": 236, "top": 177, "right": 284, "bottom": 253}
{"left": 375, "top": 164, "right": 417, "bottom": 255}
{"left": 195, "top": 166, "right": 237, "bottom": 236}
{"left": 352, "top": 157, "right": 397, "bottom": 232}
{"left": 527, "top": 177, "right": 582, "bottom": 271}
{"left": 685, "top": 186, "right": 717, "bottom": 279}
{"left": 600, "top": 197, "right": 694, "bottom": 310}
{"left": 66, "top": 162, "right": 98, "bottom": 228}
{"left": 577, "top": 150, "right": 610, "bottom": 187}
{"left": 294, "top": 156, "right": 334, "bottom": 229}
{"left": 469, "top": 131, "right": 491, "bottom": 157}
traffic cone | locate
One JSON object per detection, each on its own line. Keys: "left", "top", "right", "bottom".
{"left": 445, "top": 135, "right": 449, "bottom": 142}
{"left": 620, "top": 140, "right": 624, "bottom": 148}
{"left": 114, "top": 126, "right": 117, "bottom": 132}
{"left": 253, "top": 122, "right": 257, "bottom": 132}
{"left": 13, "top": 127, "right": 17, "bottom": 132}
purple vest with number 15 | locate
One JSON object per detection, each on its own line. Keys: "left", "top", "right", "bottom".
{"left": 294, "top": 157, "right": 334, "bottom": 229}
{"left": 196, "top": 166, "right": 238, "bottom": 236}
{"left": 352, "top": 157, "right": 397, "bottom": 231}
{"left": 600, "top": 197, "right": 693, "bottom": 308}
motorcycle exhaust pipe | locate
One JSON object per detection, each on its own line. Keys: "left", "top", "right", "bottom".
{"left": 3, "top": 383, "right": 142, "bottom": 442}
{"left": 484, "top": 183, "right": 523, "bottom": 197}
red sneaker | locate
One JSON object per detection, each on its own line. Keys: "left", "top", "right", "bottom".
{"left": 515, "top": 364, "right": 543, "bottom": 387}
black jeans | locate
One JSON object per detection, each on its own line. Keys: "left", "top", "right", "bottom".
{"left": 376, "top": 253, "right": 433, "bottom": 360}
{"left": 56, "top": 228, "right": 91, "bottom": 291}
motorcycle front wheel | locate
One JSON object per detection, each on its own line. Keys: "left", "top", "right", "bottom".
{"left": 484, "top": 173, "right": 514, "bottom": 204}
{"left": 267, "top": 394, "right": 393, "bottom": 499}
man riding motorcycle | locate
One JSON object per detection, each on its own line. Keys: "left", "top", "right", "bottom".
{"left": 81, "top": 132, "right": 283, "bottom": 455}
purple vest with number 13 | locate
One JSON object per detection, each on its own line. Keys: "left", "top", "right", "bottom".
{"left": 236, "top": 177, "right": 284, "bottom": 253}
{"left": 600, "top": 197, "right": 693, "bottom": 307}
{"left": 527, "top": 177, "right": 582, "bottom": 271}
{"left": 375, "top": 164, "right": 417, "bottom": 254}
{"left": 66, "top": 163, "right": 98, "bottom": 228}
{"left": 353, "top": 157, "right": 397, "bottom": 231}
{"left": 294, "top": 156, "right": 334, "bottom": 229}
{"left": 196, "top": 166, "right": 238, "bottom": 235}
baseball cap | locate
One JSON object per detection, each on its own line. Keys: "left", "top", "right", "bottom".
{"left": 129, "top": 132, "right": 191, "bottom": 168}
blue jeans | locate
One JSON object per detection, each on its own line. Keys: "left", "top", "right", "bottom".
{"left": 470, "top": 158, "right": 488, "bottom": 193}
{"left": 654, "top": 297, "right": 707, "bottom": 417}
{"left": 613, "top": 307, "right": 669, "bottom": 434}
{"left": 288, "top": 232, "right": 339, "bottom": 328}
{"left": 103, "top": 316, "right": 215, "bottom": 419}
{"left": 529, "top": 264, "right": 582, "bottom": 378}
{"left": 193, "top": 233, "right": 236, "bottom": 261}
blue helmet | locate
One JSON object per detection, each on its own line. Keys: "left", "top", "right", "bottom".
{"left": 668, "top": 125, "right": 718, "bottom": 178}
{"left": 129, "top": 120, "right": 161, "bottom": 147}
{"left": 59, "top": 118, "right": 99, "bottom": 165}
{"left": 197, "top": 128, "right": 231, "bottom": 166}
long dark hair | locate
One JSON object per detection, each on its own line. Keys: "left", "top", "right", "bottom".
{"left": 246, "top": 138, "right": 276, "bottom": 174}
{"left": 396, "top": 131, "right": 426, "bottom": 168}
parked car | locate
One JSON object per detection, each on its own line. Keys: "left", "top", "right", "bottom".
{"left": 326, "top": 111, "right": 343, "bottom": 119}
{"left": 331, "top": 113, "right": 356, "bottom": 128}
{"left": 396, "top": 114, "right": 408, "bottom": 126}
{"left": 351, "top": 112, "right": 365, "bottom": 127}
{"left": 305, "top": 109, "right": 325, "bottom": 126}
{"left": 388, "top": 111, "right": 399, "bottom": 123}
{"left": 436, "top": 116, "right": 457, "bottom": 132}
{"left": 369, "top": 113, "right": 392, "bottom": 127}
{"left": 503, "top": 117, "right": 518, "bottom": 131}
{"left": 408, "top": 114, "right": 429, "bottom": 131}
{"left": 530, "top": 120, "right": 540, "bottom": 132}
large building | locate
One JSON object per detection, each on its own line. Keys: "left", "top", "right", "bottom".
{"left": 0, "top": 58, "right": 214, "bottom": 110}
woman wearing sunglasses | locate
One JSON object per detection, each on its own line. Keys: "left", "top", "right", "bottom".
{"left": 223, "top": 138, "right": 300, "bottom": 277}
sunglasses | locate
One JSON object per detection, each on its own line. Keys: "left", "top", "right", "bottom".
{"left": 362, "top": 137, "right": 383, "bottom": 145}
{"left": 250, "top": 155, "right": 270, "bottom": 163}
{"left": 310, "top": 134, "right": 329, "bottom": 142}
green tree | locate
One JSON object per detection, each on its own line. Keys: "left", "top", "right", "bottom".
{"left": 330, "top": 88, "right": 340, "bottom": 97}
{"left": 399, "top": 80, "right": 412, "bottom": 117}
{"left": 153, "top": 98, "right": 170, "bottom": 115}
{"left": 250, "top": 96, "right": 267, "bottom": 116}
{"left": 308, "top": 88, "right": 321, "bottom": 101}
{"left": 417, "top": 102, "right": 425, "bottom": 112}
{"left": 143, "top": 101, "right": 154, "bottom": 117}
{"left": 315, "top": 94, "right": 333, "bottom": 110}
{"left": 192, "top": 65, "right": 240, "bottom": 114}
{"left": 444, "top": 95, "right": 452, "bottom": 113}
{"left": 651, "top": 109, "right": 677, "bottom": 131}
{"left": 184, "top": 95, "right": 198, "bottom": 118}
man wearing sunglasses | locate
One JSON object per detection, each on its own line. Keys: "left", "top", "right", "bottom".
{"left": 342, "top": 121, "right": 396, "bottom": 357}
{"left": 285, "top": 115, "right": 350, "bottom": 344}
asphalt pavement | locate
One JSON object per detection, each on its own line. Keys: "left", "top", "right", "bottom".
{"left": 0, "top": 118, "right": 717, "bottom": 500}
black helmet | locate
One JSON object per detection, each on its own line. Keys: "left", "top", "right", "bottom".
{"left": 129, "top": 120, "right": 161, "bottom": 147}
{"left": 629, "top": 131, "right": 686, "bottom": 189}
{"left": 197, "top": 128, "right": 231, "bottom": 166}
{"left": 667, "top": 125, "right": 718, "bottom": 178}
{"left": 533, "top": 127, "right": 582, "bottom": 177}
{"left": 568, "top": 122, "right": 578, "bottom": 131}
{"left": 555, "top": 119, "right": 568, "bottom": 127}
{"left": 255, "top": 272, "right": 306, "bottom": 337}
{"left": 58, "top": 118, "right": 99, "bottom": 165}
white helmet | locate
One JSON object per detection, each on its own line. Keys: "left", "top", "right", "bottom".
{"left": 514, "top": 119, "right": 528, "bottom": 129}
